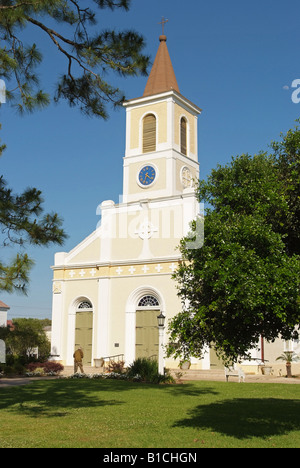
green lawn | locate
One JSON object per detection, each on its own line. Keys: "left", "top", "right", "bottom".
{"left": 0, "top": 378, "right": 300, "bottom": 448}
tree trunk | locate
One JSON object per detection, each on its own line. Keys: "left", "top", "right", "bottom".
{"left": 286, "top": 362, "right": 292, "bottom": 378}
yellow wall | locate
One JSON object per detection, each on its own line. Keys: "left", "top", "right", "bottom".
{"left": 130, "top": 102, "right": 168, "bottom": 150}
{"left": 127, "top": 158, "right": 166, "bottom": 196}
{"left": 108, "top": 274, "right": 182, "bottom": 357}
{"left": 67, "top": 237, "right": 101, "bottom": 265}
{"left": 174, "top": 103, "right": 195, "bottom": 155}
{"left": 53, "top": 261, "right": 179, "bottom": 282}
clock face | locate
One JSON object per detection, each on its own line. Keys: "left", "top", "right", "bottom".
{"left": 138, "top": 165, "right": 156, "bottom": 186}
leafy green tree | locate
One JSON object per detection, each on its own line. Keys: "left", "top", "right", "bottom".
{"left": 4, "top": 318, "right": 50, "bottom": 359}
{"left": 0, "top": 0, "right": 149, "bottom": 117}
{"left": 271, "top": 119, "right": 300, "bottom": 256}
{"left": 167, "top": 125, "right": 300, "bottom": 364}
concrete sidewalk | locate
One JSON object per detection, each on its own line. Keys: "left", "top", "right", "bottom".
{"left": 0, "top": 376, "right": 58, "bottom": 387}
{"left": 60, "top": 365, "right": 300, "bottom": 383}
{"left": 1, "top": 368, "right": 300, "bottom": 386}
{"left": 171, "top": 369, "right": 300, "bottom": 384}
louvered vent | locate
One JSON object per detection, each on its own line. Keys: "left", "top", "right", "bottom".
{"left": 143, "top": 114, "right": 156, "bottom": 153}
{"left": 181, "top": 117, "right": 187, "bottom": 155}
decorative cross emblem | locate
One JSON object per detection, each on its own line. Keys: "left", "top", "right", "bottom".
{"left": 135, "top": 219, "right": 158, "bottom": 240}
{"left": 158, "top": 16, "right": 168, "bottom": 35}
{"left": 135, "top": 219, "right": 157, "bottom": 260}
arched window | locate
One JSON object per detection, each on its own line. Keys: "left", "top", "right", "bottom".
{"left": 78, "top": 301, "right": 92, "bottom": 309}
{"left": 180, "top": 117, "right": 187, "bottom": 155}
{"left": 138, "top": 295, "right": 160, "bottom": 307}
{"left": 143, "top": 114, "right": 156, "bottom": 153}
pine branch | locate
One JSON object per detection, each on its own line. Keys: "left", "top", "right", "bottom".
{"left": 0, "top": 0, "right": 149, "bottom": 117}
{"left": 0, "top": 253, "right": 34, "bottom": 294}
{"left": 0, "top": 2, "right": 37, "bottom": 10}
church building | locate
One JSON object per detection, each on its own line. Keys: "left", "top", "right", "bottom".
{"left": 50, "top": 31, "right": 300, "bottom": 377}
{"left": 50, "top": 32, "right": 208, "bottom": 370}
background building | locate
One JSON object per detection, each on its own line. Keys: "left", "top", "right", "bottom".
{"left": 0, "top": 301, "right": 9, "bottom": 328}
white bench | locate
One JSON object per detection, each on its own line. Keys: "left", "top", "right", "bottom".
{"left": 225, "top": 366, "right": 245, "bottom": 383}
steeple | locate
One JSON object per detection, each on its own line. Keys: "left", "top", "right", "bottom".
{"left": 143, "top": 34, "right": 179, "bottom": 97}
{"left": 122, "top": 28, "right": 201, "bottom": 204}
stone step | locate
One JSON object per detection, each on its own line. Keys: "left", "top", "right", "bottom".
{"left": 170, "top": 368, "right": 225, "bottom": 381}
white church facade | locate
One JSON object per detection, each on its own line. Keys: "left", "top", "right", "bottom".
{"left": 50, "top": 33, "right": 300, "bottom": 375}
{"left": 50, "top": 33, "right": 209, "bottom": 371}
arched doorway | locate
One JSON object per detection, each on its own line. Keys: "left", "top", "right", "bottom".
{"left": 75, "top": 300, "right": 93, "bottom": 366}
{"left": 135, "top": 295, "right": 160, "bottom": 360}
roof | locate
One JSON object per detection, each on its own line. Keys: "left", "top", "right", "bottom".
{"left": 143, "top": 35, "right": 180, "bottom": 97}
{"left": 0, "top": 300, "right": 10, "bottom": 310}
{"left": 7, "top": 320, "right": 14, "bottom": 330}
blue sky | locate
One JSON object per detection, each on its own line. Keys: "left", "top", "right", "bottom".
{"left": 1, "top": 0, "right": 300, "bottom": 320}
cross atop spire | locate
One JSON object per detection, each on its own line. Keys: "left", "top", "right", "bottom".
{"left": 158, "top": 17, "right": 169, "bottom": 35}
{"left": 143, "top": 22, "right": 179, "bottom": 97}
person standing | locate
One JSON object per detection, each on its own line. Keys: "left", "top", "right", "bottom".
{"left": 73, "top": 347, "right": 84, "bottom": 373}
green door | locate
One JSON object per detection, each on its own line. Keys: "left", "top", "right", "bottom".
{"left": 136, "top": 309, "right": 159, "bottom": 359}
{"left": 75, "top": 311, "right": 93, "bottom": 366}
{"left": 209, "top": 346, "right": 224, "bottom": 369}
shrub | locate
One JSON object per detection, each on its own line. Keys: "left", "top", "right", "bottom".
{"left": 26, "top": 361, "right": 64, "bottom": 375}
{"left": 126, "top": 357, "right": 157, "bottom": 382}
{"left": 126, "top": 358, "right": 174, "bottom": 384}
{"left": 0, "top": 357, "right": 26, "bottom": 376}
{"left": 108, "top": 360, "right": 125, "bottom": 374}
{"left": 31, "top": 367, "right": 45, "bottom": 376}
{"left": 42, "top": 361, "right": 64, "bottom": 374}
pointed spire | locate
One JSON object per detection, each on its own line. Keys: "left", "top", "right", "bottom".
{"left": 143, "top": 34, "right": 180, "bottom": 97}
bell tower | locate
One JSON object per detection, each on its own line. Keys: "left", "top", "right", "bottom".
{"left": 122, "top": 33, "right": 201, "bottom": 204}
